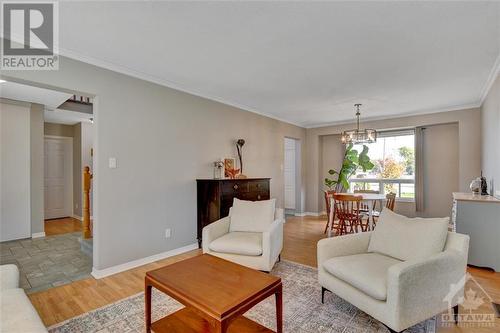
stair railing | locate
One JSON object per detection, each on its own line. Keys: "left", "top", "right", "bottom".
{"left": 83, "top": 166, "right": 93, "bottom": 239}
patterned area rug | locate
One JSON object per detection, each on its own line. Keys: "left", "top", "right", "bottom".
{"left": 48, "top": 261, "right": 435, "bottom": 333}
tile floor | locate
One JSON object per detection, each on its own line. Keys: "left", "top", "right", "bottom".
{"left": 0, "top": 232, "right": 92, "bottom": 293}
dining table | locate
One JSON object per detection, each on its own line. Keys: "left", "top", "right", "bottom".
{"left": 327, "top": 193, "right": 387, "bottom": 237}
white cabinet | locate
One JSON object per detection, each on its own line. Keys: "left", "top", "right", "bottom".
{"left": 453, "top": 192, "right": 500, "bottom": 272}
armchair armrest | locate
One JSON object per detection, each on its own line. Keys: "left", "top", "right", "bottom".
{"left": 317, "top": 232, "right": 372, "bottom": 267}
{"left": 262, "top": 218, "right": 284, "bottom": 263}
{"left": 0, "top": 264, "right": 19, "bottom": 290}
{"left": 387, "top": 250, "right": 467, "bottom": 327}
{"left": 202, "top": 216, "right": 230, "bottom": 253}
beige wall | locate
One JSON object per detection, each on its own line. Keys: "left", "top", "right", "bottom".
{"left": 320, "top": 134, "right": 343, "bottom": 212}
{"left": 306, "top": 108, "right": 481, "bottom": 215}
{"left": 73, "top": 122, "right": 94, "bottom": 217}
{"left": 481, "top": 75, "right": 500, "bottom": 197}
{"left": 0, "top": 100, "right": 31, "bottom": 241}
{"left": 4, "top": 55, "right": 306, "bottom": 270}
{"left": 0, "top": 100, "right": 45, "bottom": 238}
{"left": 30, "top": 104, "right": 45, "bottom": 234}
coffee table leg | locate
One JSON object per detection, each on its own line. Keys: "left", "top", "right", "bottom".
{"left": 145, "top": 279, "right": 152, "bottom": 333}
{"left": 275, "top": 284, "right": 283, "bottom": 333}
{"left": 215, "top": 320, "right": 229, "bottom": 333}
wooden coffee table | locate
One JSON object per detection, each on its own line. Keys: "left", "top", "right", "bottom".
{"left": 145, "top": 254, "right": 283, "bottom": 333}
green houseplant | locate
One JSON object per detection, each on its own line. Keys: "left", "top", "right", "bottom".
{"left": 324, "top": 143, "right": 375, "bottom": 192}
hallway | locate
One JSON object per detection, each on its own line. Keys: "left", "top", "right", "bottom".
{"left": 0, "top": 218, "right": 92, "bottom": 294}
{"left": 45, "top": 217, "right": 82, "bottom": 236}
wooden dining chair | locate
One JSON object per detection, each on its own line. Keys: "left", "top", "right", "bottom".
{"left": 323, "top": 190, "right": 336, "bottom": 234}
{"left": 385, "top": 192, "right": 396, "bottom": 211}
{"left": 332, "top": 194, "right": 364, "bottom": 235}
{"left": 354, "top": 189, "right": 380, "bottom": 212}
{"left": 370, "top": 192, "right": 397, "bottom": 227}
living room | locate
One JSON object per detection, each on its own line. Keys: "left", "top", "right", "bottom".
{"left": 0, "top": 1, "right": 499, "bottom": 333}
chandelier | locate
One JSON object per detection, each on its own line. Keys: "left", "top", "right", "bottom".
{"left": 341, "top": 104, "right": 377, "bottom": 144}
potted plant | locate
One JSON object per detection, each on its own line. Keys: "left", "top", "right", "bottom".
{"left": 324, "top": 143, "right": 375, "bottom": 192}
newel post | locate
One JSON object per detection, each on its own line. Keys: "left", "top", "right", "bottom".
{"left": 83, "top": 166, "right": 93, "bottom": 239}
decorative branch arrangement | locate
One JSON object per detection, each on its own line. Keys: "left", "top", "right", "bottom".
{"left": 236, "top": 139, "right": 245, "bottom": 173}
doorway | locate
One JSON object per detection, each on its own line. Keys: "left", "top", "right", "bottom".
{"left": 44, "top": 136, "right": 73, "bottom": 220}
{"left": 284, "top": 137, "right": 301, "bottom": 215}
{"left": 0, "top": 81, "right": 95, "bottom": 293}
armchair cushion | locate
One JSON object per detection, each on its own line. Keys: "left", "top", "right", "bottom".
{"left": 229, "top": 198, "right": 276, "bottom": 233}
{"left": 323, "top": 253, "right": 401, "bottom": 301}
{"left": 209, "top": 231, "right": 262, "bottom": 256}
{"left": 368, "top": 208, "right": 449, "bottom": 261}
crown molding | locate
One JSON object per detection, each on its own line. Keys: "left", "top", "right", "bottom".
{"left": 478, "top": 52, "right": 500, "bottom": 106}
{"left": 58, "top": 46, "right": 305, "bottom": 128}
{"left": 0, "top": 34, "right": 304, "bottom": 127}
{"left": 305, "top": 103, "right": 481, "bottom": 129}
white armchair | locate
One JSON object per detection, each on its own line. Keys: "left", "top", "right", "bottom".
{"left": 318, "top": 209, "right": 470, "bottom": 333}
{"left": 202, "top": 198, "right": 284, "bottom": 272}
{"left": 1, "top": 265, "right": 48, "bottom": 333}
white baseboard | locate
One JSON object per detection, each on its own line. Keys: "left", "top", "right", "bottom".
{"left": 31, "top": 232, "right": 46, "bottom": 238}
{"left": 91, "top": 243, "right": 198, "bottom": 279}
{"left": 295, "top": 211, "right": 325, "bottom": 217}
{"left": 72, "top": 215, "right": 93, "bottom": 222}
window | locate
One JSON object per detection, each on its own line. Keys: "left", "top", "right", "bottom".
{"left": 350, "top": 129, "right": 415, "bottom": 200}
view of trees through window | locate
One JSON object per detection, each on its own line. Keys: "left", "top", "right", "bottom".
{"left": 350, "top": 131, "right": 415, "bottom": 199}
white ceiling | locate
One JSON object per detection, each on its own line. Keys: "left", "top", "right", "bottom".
{"left": 53, "top": 2, "right": 500, "bottom": 127}
{"left": 0, "top": 81, "right": 71, "bottom": 109}
{"left": 44, "top": 108, "right": 93, "bottom": 125}
{"left": 0, "top": 81, "right": 92, "bottom": 125}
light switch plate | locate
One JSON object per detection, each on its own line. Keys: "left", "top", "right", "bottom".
{"left": 109, "top": 157, "right": 117, "bottom": 169}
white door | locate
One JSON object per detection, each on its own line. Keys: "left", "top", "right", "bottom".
{"left": 284, "top": 138, "right": 296, "bottom": 210}
{"left": 44, "top": 137, "right": 72, "bottom": 219}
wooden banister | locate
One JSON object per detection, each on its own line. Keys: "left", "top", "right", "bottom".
{"left": 83, "top": 166, "right": 93, "bottom": 239}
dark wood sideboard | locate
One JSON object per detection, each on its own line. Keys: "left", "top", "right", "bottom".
{"left": 196, "top": 178, "right": 271, "bottom": 248}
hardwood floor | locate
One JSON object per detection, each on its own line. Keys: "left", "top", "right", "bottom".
{"left": 28, "top": 215, "right": 500, "bottom": 332}
{"left": 44, "top": 217, "right": 82, "bottom": 236}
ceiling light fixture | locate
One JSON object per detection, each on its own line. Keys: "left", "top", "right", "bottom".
{"left": 341, "top": 104, "right": 377, "bottom": 144}
{"left": 0, "top": 79, "right": 6, "bottom": 83}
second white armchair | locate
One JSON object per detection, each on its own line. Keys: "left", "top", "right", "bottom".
{"left": 318, "top": 209, "right": 470, "bottom": 333}
{"left": 202, "top": 198, "right": 284, "bottom": 272}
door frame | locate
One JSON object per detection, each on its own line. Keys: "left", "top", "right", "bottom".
{"left": 44, "top": 135, "right": 74, "bottom": 220}
{"left": 2, "top": 74, "right": 99, "bottom": 273}
{"left": 283, "top": 137, "right": 302, "bottom": 215}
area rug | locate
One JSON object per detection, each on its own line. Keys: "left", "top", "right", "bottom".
{"left": 48, "top": 260, "right": 435, "bottom": 333}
